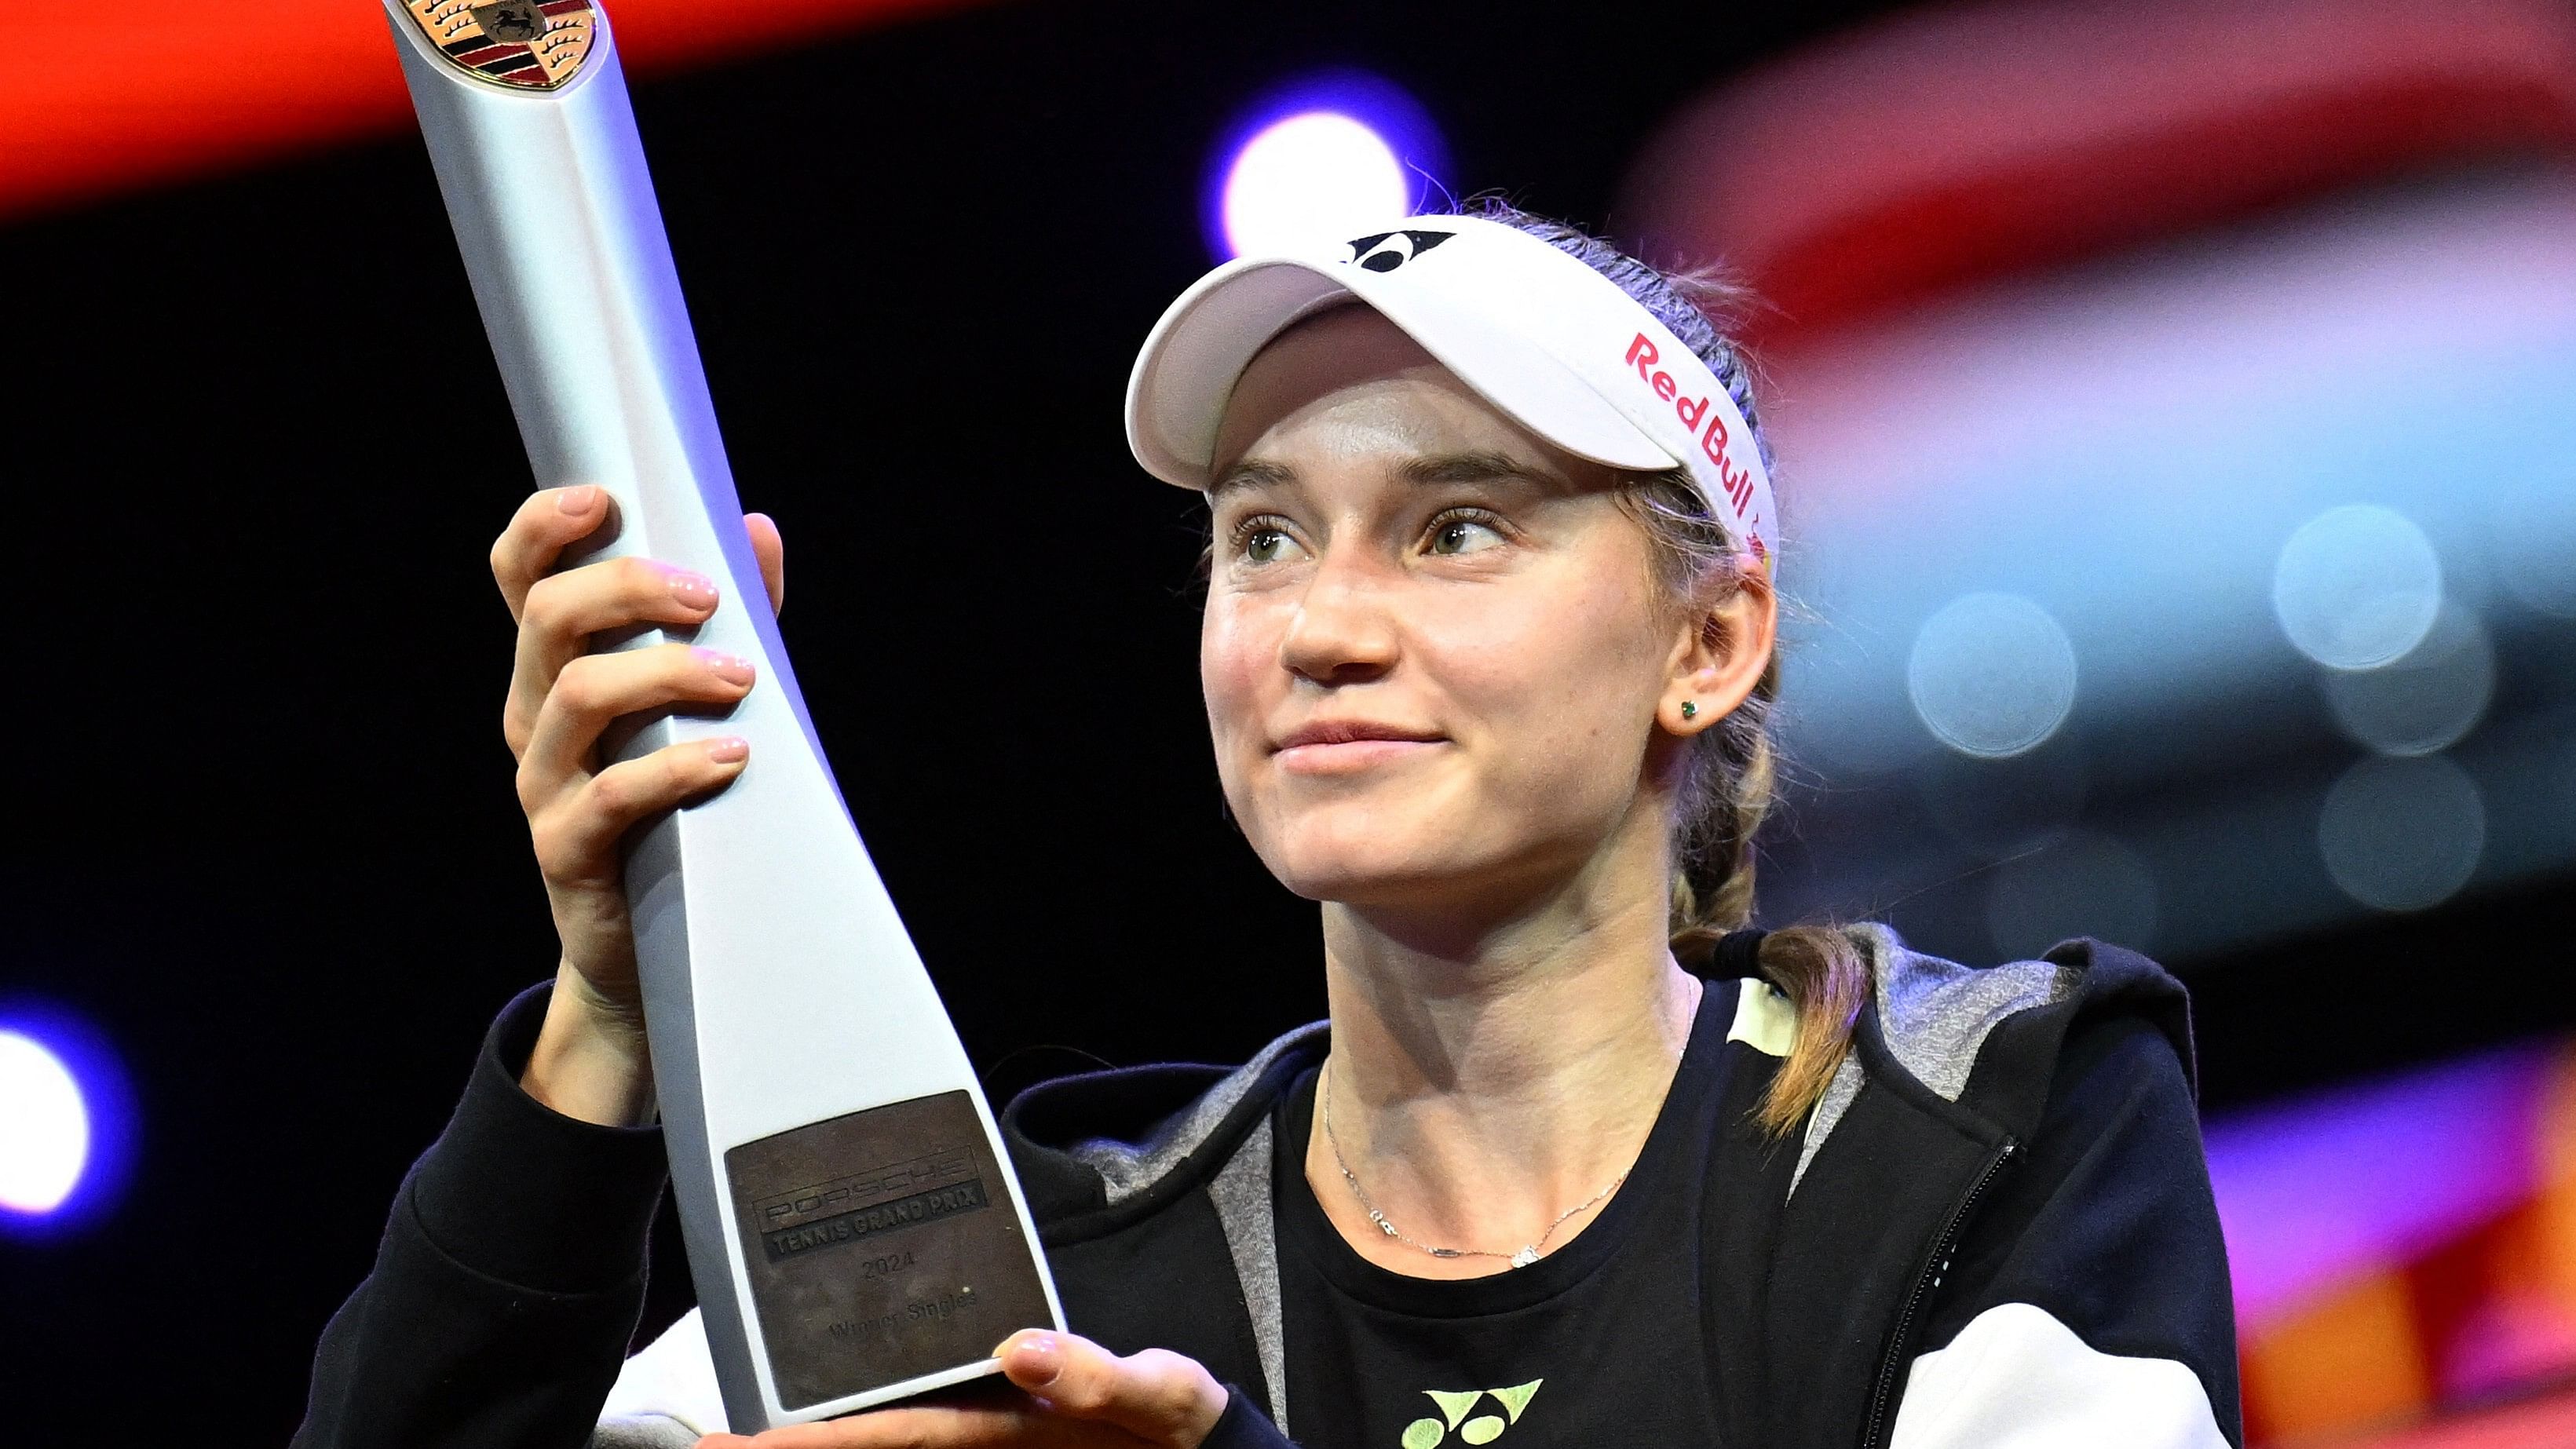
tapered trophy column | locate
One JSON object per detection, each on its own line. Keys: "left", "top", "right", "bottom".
{"left": 381, "top": 0, "right": 1064, "bottom": 1428}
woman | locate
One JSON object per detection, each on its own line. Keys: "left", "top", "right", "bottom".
{"left": 297, "top": 203, "right": 2240, "bottom": 1449}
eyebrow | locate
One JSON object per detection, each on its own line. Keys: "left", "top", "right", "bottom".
{"left": 1399, "top": 450, "right": 1555, "bottom": 489}
{"left": 1207, "top": 450, "right": 1553, "bottom": 502}
{"left": 1207, "top": 458, "right": 1293, "bottom": 502}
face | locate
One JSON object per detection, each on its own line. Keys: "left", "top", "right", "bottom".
{"left": 1200, "top": 305, "right": 1731, "bottom": 918}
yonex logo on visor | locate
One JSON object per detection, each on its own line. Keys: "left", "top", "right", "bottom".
{"left": 1624, "top": 334, "right": 1759, "bottom": 517}
{"left": 1343, "top": 229, "right": 1456, "bottom": 272}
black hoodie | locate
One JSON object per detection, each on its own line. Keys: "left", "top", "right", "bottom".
{"left": 294, "top": 925, "right": 2242, "bottom": 1447}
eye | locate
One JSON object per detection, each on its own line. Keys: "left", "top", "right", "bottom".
{"left": 1425, "top": 509, "right": 1507, "bottom": 557}
{"left": 1229, "top": 515, "right": 1307, "bottom": 566}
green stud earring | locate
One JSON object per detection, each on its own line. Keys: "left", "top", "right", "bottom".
{"left": 1679, "top": 700, "right": 1698, "bottom": 721}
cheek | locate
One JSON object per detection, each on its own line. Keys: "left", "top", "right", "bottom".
{"left": 1437, "top": 568, "right": 1665, "bottom": 746}
{"left": 1200, "top": 597, "right": 1276, "bottom": 750}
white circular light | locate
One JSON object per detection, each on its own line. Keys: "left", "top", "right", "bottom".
{"left": 1986, "top": 830, "right": 2158, "bottom": 960}
{"left": 1906, "top": 593, "right": 2080, "bottom": 758}
{"left": 2318, "top": 754, "right": 2486, "bottom": 912}
{"left": 1222, "top": 112, "right": 1409, "bottom": 259}
{"left": 0, "top": 1031, "right": 89, "bottom": 1214}
{"left": 2322, "top": 600, "right": 2496, "bottom": 757}
{"left": 2272, "top": 505, "right": 2443, "bottom": 669}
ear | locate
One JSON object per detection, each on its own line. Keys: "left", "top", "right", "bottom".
{"left": 1659, "top": 559, "right": 1777, "bottom": 736}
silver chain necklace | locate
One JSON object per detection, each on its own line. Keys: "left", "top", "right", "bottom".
{"left": 1318, "top": 1059, "right": 1628, "bottom": 1270}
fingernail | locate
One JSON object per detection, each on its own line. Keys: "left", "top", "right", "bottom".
{"left": 557, "top": 484, "right": 597, "bottom": 513}
{"left": 669, "top": 571, "right": 718, "bottom": 609}
{"left": 1013, "top": 1332, "right": 1064, "bottom": 1383}
{"left": 699, "top": 649, "right": 755, "bottom": 686}
{"left": 705, "top": 736, "right": 748, "bottom": 764}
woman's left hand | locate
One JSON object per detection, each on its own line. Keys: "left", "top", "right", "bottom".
{"left": 696, "top": 1330, "right": 1230, "bottom": 1449}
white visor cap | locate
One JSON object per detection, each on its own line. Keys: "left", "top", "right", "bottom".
{"left": 1124, "top": 214, "right": 1777, "bottom": 570}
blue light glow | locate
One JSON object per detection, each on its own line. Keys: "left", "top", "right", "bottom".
{"left": 1205, "top": 71, "right": 1447, "bottom": 261}
{"left": 1222, "top": 113, "right": 1407, "bottom": 260}
{"left": 0, "top": 1031, "right": 86, "bottom": 1214}
{"left": 0, "top": 1005, "right": 133, "bottom": 1236}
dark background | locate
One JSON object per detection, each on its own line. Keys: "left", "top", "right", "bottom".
{"left": 3, "top": 0, "right": 2568, "bottom": 1436}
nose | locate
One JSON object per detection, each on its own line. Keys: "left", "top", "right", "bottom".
{"left": 1277, "top": 544, "right": 1398, "bottom": 688}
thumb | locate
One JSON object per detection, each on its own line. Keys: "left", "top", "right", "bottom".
{"left": 995, "top": 1330, "right": 1228, "bottom": 1446}
{"left": 744, "top": 510, "right": 785, "bottom": 615}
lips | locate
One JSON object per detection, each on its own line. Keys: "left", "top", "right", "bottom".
{"left": 1272, "top": 720, "right": 1445, "bottom": 752}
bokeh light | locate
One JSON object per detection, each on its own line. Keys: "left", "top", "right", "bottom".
{"left": 0, "top": 1005, "right": 135, "bottom": 1236}
{"left": 0, "top": 1030, "right": 90, "bottom": 1214}
{"left": 1222, "top": 114, "right": 1409, "bottom": 258}
{"left": 1906, "top": 593, "right": 2080, "bottom": 758}
{"left": 1205, "top": 71, "right": 1447, "bottom": 261}
{"left": 2319, "top": 754, "right": 2486, "bottom": 912}
{"left": 2322, "top": 600, "right": 2496, "bottom": 757}
{"left": 2272, "top": 505, "right": 2443, "bottom": 669}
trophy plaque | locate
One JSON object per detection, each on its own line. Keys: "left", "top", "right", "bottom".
{"left": 382, "top": 0, "right": 1065, "bottom": 1427}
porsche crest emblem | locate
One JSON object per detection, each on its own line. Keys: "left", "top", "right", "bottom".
{"left": 403, "top": 0, "right": 596, "bottom": 89}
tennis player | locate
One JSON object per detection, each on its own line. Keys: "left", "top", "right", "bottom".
{"left": 297, "top": 202, "right": 2239, "bottom": 1449}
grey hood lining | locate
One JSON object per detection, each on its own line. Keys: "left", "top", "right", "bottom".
{"left": 1791, "top": 924, "right": 2078, "bottom": 1192}
{"left": 1069, "top": 1021, "right": 1328, "bottom": 1208}
{"left": 1208, "top": 1115, "right": 1287, "bottom": 1434}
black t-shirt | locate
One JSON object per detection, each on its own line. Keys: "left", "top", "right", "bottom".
{"left": 1271, "top": 980, "right": 1743, "bottom": 1449}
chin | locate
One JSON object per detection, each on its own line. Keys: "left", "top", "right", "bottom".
{"left": 1245, "top": 794, "right": 1515, "bottom": 909}
{"left": 1266, "top": 849, "right": 1460, "bottom": 907}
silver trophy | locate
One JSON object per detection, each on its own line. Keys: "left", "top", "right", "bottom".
{"left": 382, "top": 0, "right": 1065, "bottom": 1428}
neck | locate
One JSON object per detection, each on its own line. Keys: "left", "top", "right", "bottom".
{"left": 1306, "top": 808, "right": 1703, "bottom": 1276}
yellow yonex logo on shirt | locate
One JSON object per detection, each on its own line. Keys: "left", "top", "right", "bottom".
{"left": 1400, "top": 1379, "right": 1542, "bottom": 1447}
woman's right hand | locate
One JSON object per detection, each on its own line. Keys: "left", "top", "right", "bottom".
{"left": 490, "top": 483, "right": 787, "bottom": 1126}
